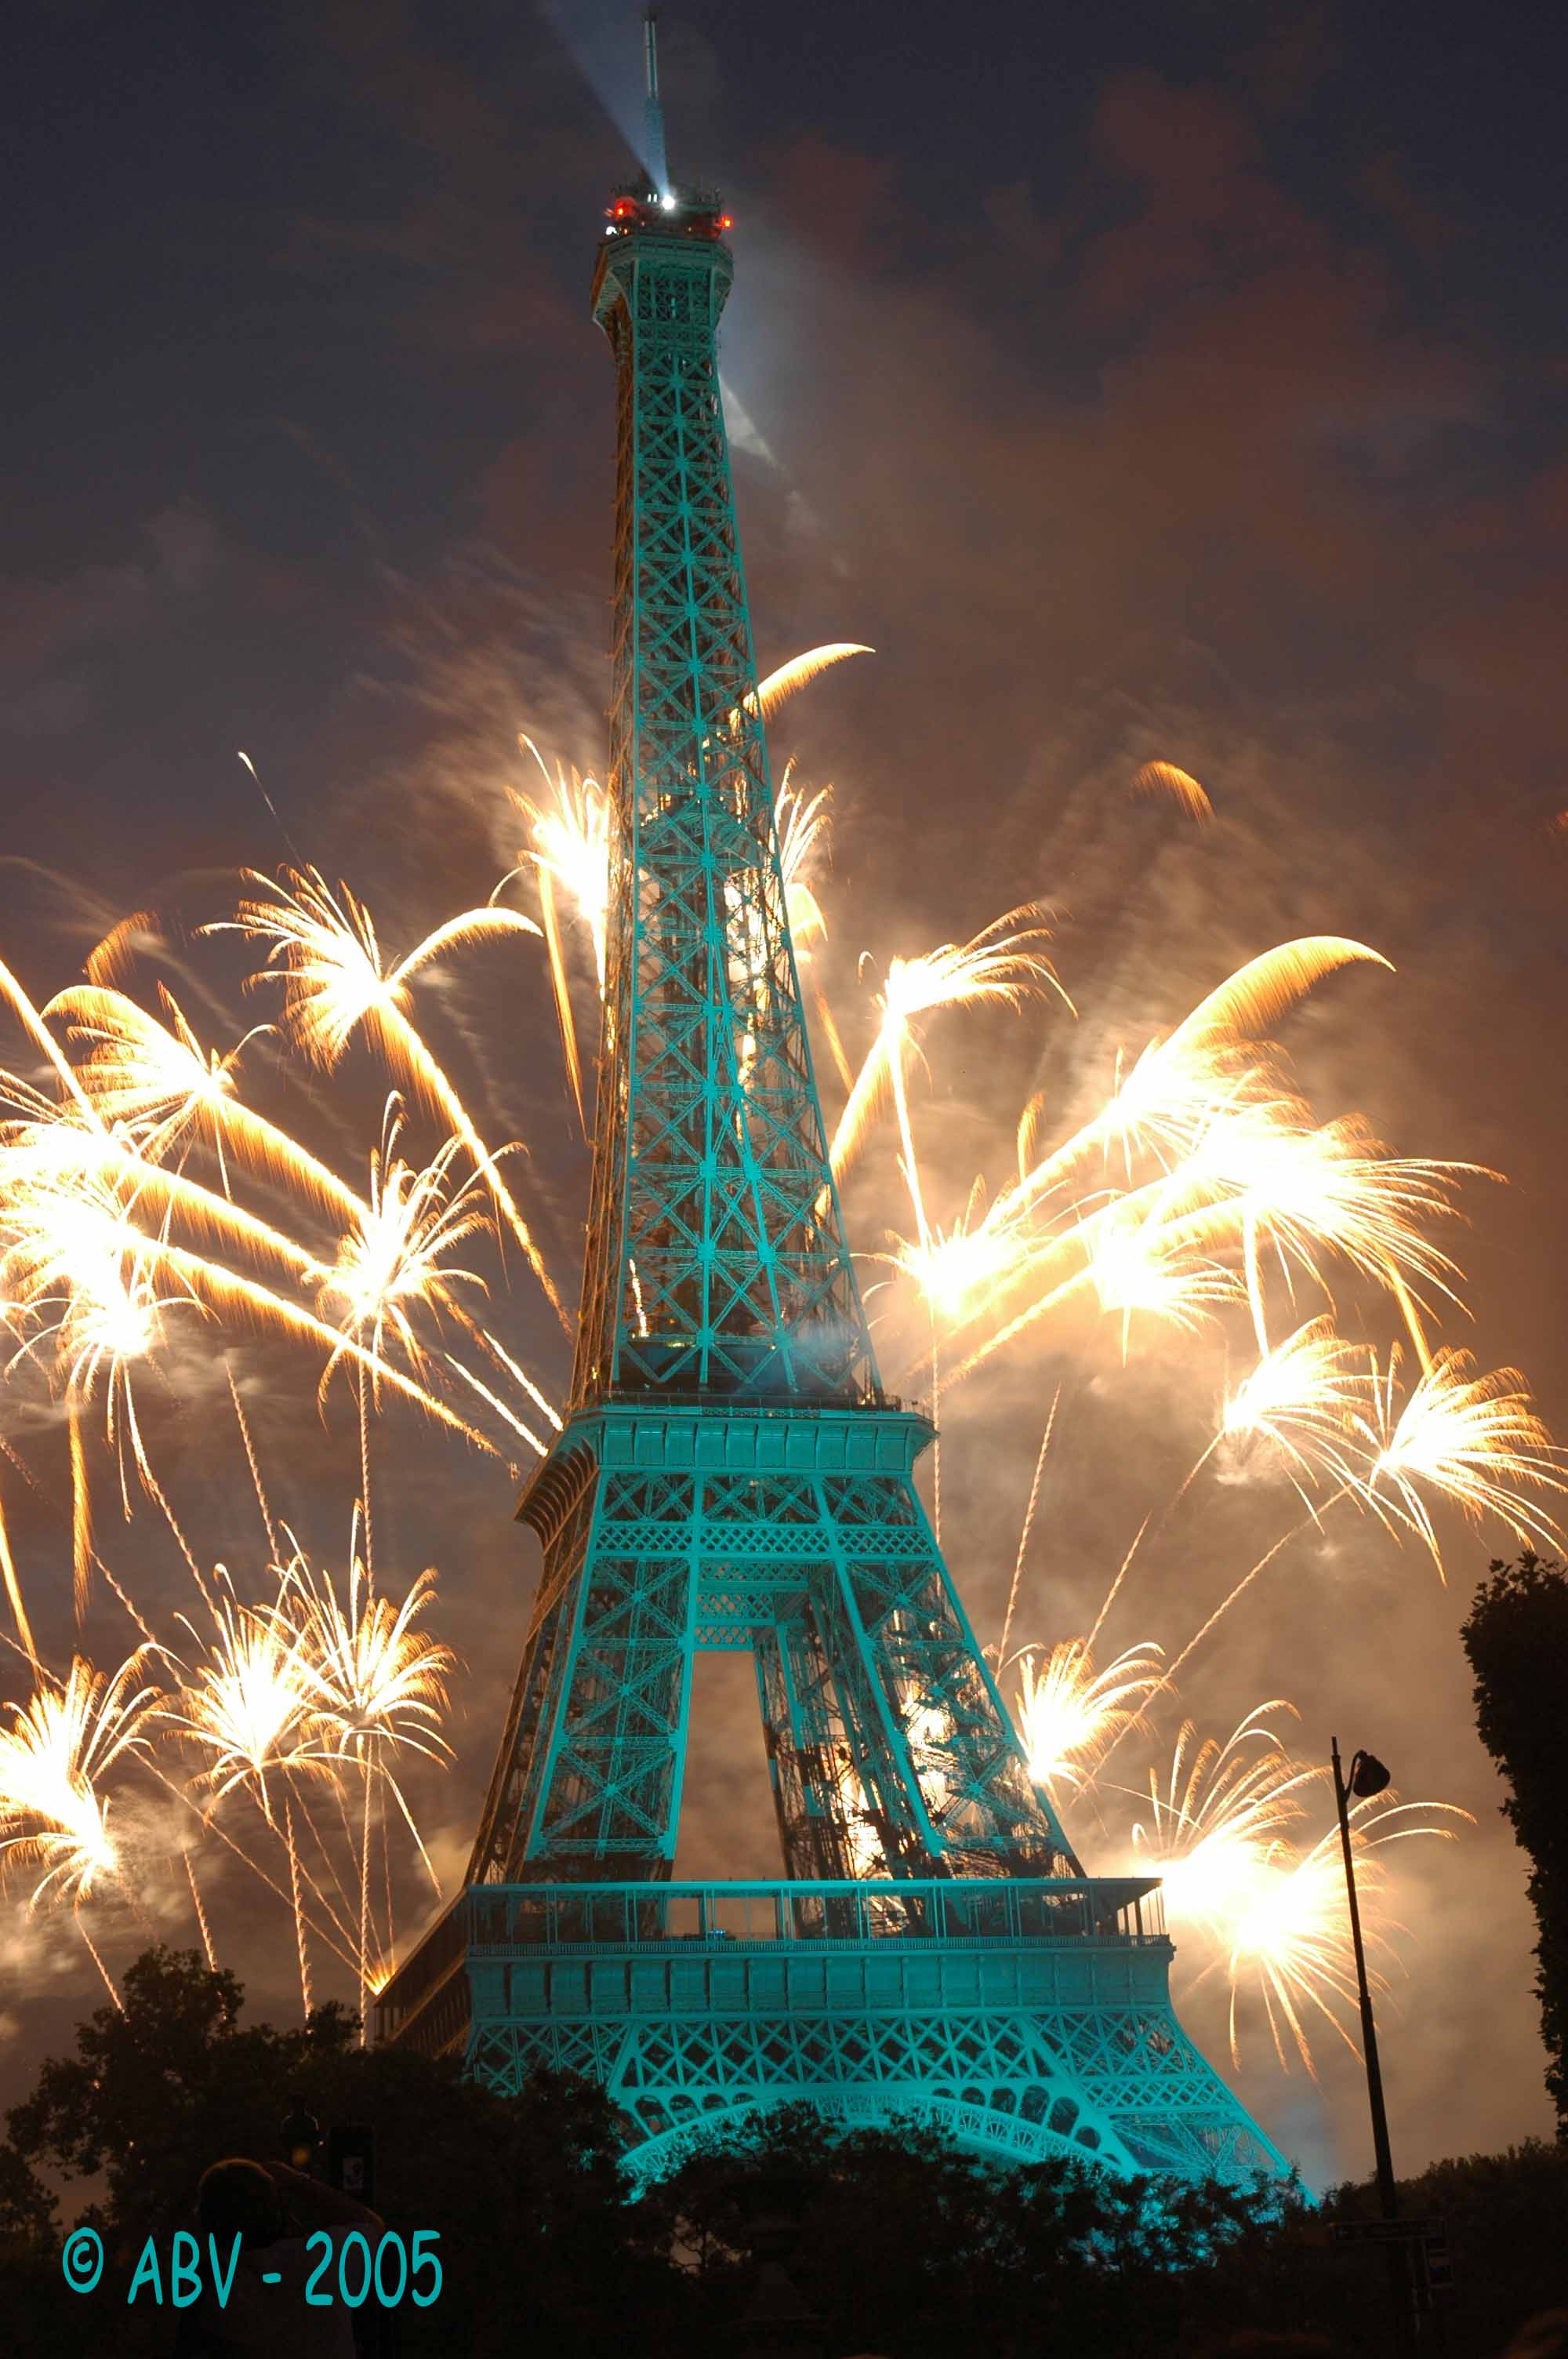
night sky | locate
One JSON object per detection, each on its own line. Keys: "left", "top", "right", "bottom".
{"left": 5, "top": 0, "right": 1568, "bottom": 2190}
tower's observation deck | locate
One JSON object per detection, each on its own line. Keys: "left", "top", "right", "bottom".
{"left": 379, "top": 59, "right": 1289, "bottom": 2185}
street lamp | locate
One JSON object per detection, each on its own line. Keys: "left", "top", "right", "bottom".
{"left": 1331, "top": 1737, "right": 1417, "bottom": 2353}
{"left": 1330, "top": 1738, "right": 1396, "bottom": 2212}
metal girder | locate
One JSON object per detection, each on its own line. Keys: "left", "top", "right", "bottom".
{"left": 377, "top": 1878, "right": 1291, "bottom": 2191}
{"left": 571, "top": 221, "right": 870, "bottom": 1406}
{"left": 382, "top": 184, "right": 1290, "bottom": 2193}
{"left": 469, "top": 1423, "right": 1080, "bottom": 1885}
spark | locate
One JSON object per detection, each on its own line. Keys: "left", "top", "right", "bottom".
{"left": 1362, "top": 1347, "right": 1566, "bottom": 1568}
{"left": 886, "top": 1180, "right": 1029, "bottom": 1327}
{"left": 750, "top": 642, "right": 873, "bottom": 721}
{"left": 1129, "top": 1708, "right": 1316, "bottom": 1942}
{"left": 283, "top": 1548, "right": 454, "bottom": 2034}
{"left": 0, "top": 1649, "right": 162, "bottom": 1908}
{"left": 1128, "top": 1711, "right": 1470, "bottom": 2074}
{"left": 1086, "top": 1207, "right": 1242, "bottom": 1343}
{"left": 1224, "top": 1801, "right": 1468, "bottom": 2078}
{"left": 318, "top": 1104, "right": 492, "bottom": 1570}
{"left": 0, "top": 1091, "right": 337, "bottom": 1304}
{"left": 0, "top": 1158, "right": 207, "bottom": 1570}
{"left": 506, "top": 741, "right": 614, "bottom": 1129}
{"left": 948, "top": 1080, "right": 1457, "bottom": 1392}
{"left": 775, "top": 764, "right": 833, "bottom": 954}
{"left": 1172, "top": 1107, "right": 1474, "bottom": 1315}
{"left": 1218, "top": 1317, "right": 1372, "bottom": 1499}
{"left": 829, "top": 903, "right": 1071, "bottom": 1234}
{"left": 48, "top": 984, "right": 266, "bottom": 1170}
{"left": 1132, "top": 760, "right": 1214, "bottom": 824}
{"left": 212, "top": 865, "right": 564, "bottom": 1325}
{"left": 166, "top": 1593, "right": 332, "bottom": 1822}
{"left": 1225, "top": 1830, "right": 1367, "bottom": 2075}
{"left": 1013, "top": 940, "right": 1392, "bottom": 1201}
{"left": 286, "top": 1553, "right": 453, "bottom": 1779}
{"left": 48, "top": 983, "right": 361, "bottom": 1222}
{"left": 318, "top": 1107, "right": 492, "bottom": 1404}
{"left": 510, "top": 749, "right": 613, "bottom": 992}
{"left": 1011, "top": 1638, "right": 1165, "bottom": 1792}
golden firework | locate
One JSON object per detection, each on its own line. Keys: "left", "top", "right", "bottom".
{"left": 215, "top": 865, "right": 564, "bottom": 1325}
{"left": 1361, "top": 1347, "right": 1566, "bottom": 1568}
{"left": 1012, "top": 1637, "right": 1165, "bottom": 1792}
{"left": 0, "top": 1649, "right": 162, "bottom": 1908}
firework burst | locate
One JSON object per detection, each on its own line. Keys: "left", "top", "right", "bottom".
{"left": 214, "top": 865, "right": 564, "bottom": 1325}
{"left": 1361, "top": 1347, "right": 1566, "bottom": 1567}
{"left": 0, "top": 1650, "right": 162, "bottom": 1909}
{"left": 831, "top": 903, "right": 1070, "bottom": 1238}
{"left": 1012, "top": 1638, "right": 1166, "bottom": 1792}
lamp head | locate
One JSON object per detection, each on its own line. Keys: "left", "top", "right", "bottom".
{"left": 280, "top": 2103, "right": 321, "bottom": 2169}
{"left": 1349, "top": 1751, "right": 1392, "bottom": 1800}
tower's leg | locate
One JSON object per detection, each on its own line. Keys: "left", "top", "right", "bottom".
{"left": 754, "top": 1613, "right": 864, "bottom": 1883}
{"left": 471, "top": 1465, "right": 696, "bottom": 1883}
{"left": 812, "top": 1468, "right": 1065, "bottom": 1876}
{"left": 474, "top": 1419, "right": 1076, "bottom": 1888}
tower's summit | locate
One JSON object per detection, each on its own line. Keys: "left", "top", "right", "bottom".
{"left": 605, "top": 14, "right": 728, "bottom": 242}
{"left": 379, "top": 20, "right": 1289, "bottom": 2189}
{"left": 576, "top": 29, "right": 866, "bottom": 1412}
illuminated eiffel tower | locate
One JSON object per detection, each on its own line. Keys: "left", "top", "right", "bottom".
{"left": 380, "top": 18, "right": 1287, "bottom": 2187}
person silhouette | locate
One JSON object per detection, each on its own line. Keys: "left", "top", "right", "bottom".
{"left": 172, "top": 2156, "right": 383, "bottom": 2357}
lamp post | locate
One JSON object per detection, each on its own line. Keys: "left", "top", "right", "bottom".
{"left": 1330, "top": 1738, "right": 1397, "bottom": 2212}
{"left": 1331, "top": 1736, "right": 1417, "bottom": 2352}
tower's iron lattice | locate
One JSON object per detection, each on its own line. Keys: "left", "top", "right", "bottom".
{"left": 379, "top": 33, "right": 1288, "bottom": 2186}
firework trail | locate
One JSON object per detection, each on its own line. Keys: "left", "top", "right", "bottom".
{"left": 996, "top": 1396, "right": 1059, "bottom": 1667}
{"left": 283, "top": 1547, "right": 453, "bottom": 2037}
{"left": 1132, "top": 760, "right": 1214, "bottom": 824}
{"left": 749, "top": 642, "right": 873, "bottom": 722}
{"left": 213, "top": 865, "right": 565, "bottom": 1326}
{"left": 49, "top": 982, "right": 362, "bottom": 1223}
{"left": 0, "top": 1489, "right": 37, "bottom": 1667}
{"left": 318, "top": 1102, "right": 493, "bottom": 1574}
{"left": 183, "top": 1843, "right": 217, "bottom": 1971}
{"left": 831, "top": 903, "right": 1070, "bottom": 1238}
{"left": 78, "top": 1917, "right": 123, "bottom": 2010}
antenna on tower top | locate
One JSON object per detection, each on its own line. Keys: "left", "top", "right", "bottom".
{"left": 642, "top": 10, "right": 670, "bottom": 198}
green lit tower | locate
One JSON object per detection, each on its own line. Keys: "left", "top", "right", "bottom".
{"left": 380, "top": 19, "right": 1288, "bottom": 2186}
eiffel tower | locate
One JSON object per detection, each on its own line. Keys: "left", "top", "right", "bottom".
{"left": 380, "top": 20, "right": 1288, "bottom": 2187}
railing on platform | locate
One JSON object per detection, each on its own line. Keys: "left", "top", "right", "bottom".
{"left": 377, "top": 1875, "right": 1167, "bottom": 2039}
{"left": 465, "top": 1876, "right": 1164, "bottom": 1950}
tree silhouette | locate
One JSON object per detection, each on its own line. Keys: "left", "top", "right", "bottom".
{"left": 1461, "top": 1552, "right": 1568, "bottom": 2127}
